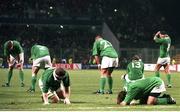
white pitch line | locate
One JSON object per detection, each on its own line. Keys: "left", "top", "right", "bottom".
{"left": 1, "top": 105, "right": 180, "bottom": 111}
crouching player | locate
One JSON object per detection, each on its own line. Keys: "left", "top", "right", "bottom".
{"left": 39, "top": 67, "right": 71, "bottom": 105}
{"left": 117, "top": 77, "right": 176, "bottom": 105}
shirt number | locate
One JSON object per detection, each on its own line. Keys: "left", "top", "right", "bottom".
{"left": 100, "top": 40, "right": 112, "bottom": 49}
{"left": 132, "top": 62, "right": 141, "bottom": 68}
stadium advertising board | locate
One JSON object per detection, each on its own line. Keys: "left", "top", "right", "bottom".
{"left": 144, "top": 64, "right": 179, "bottom": 72}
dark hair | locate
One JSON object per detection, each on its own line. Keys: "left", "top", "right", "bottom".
{"left": 160, "top": 31, "right": 167, "bottom": 35}
{"left": 7, "top": 40, "right": 13, "bottom": 49}
{"left": 55, "top": 67, "right": 66, "bottom": 78}
{"left": 132, "top": 55, "right": 140, "bottom": 61}
{"left": 117, "top": 91, "right": 127, "bottom": 104}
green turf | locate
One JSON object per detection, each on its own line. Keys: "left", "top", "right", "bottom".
{"left": 0, "top": 68, "right": 180, "bottom": 111}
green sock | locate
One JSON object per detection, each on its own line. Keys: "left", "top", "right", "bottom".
{"left": 167, "top": 74, "right": 171, "bottom": 85}
{"left": 100, "top": 77, "right": 106, "bottom": 92}
{"left": 156, "top": 97, "right": 168, "bottom": 105}
{"left": 7, "top": 69, "right": 13, "bottom": 84}
{"left": 19, "top": 70, "right": 24, "bottom": 83}
{"left": 155, "top": 71, "right": 160, "bottom": 77}
{"left": 31, "top": 75, "right": 37, "bottom": 90}
{"left": 106, "top": 77, "right": 113, "bottom": 92}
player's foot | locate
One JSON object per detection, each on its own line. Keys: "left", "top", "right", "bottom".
{"left": 167, "top": 84, "right": 172, "bottom": 88}
{"left": 106, "top": 90, "right": 113, "bottom": 94}
{"left": 166, "top": 94, "right": 176, "bottom": 104}
{"left": 21, "top": 83, "right": 25, "bottom": 87}
{"left": 2, "top": 83, "right": 10, "bottom": 87}
{"left": 27, "top": 87, "right": 35, "bottom": 93}
{"left": 93, "top": 90, "right": 104, "bottom": 94}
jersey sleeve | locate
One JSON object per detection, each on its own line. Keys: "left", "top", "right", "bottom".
{"left": 123, "top": 86, "right": 140, "bottom": 103}
{"left": 154, "top": 36, "right": 169, "bottom": 43}
{"left": 41, "top": 72, "right": 50, "bottom": 93}
{"left": 30, "top": 46, "right": 35, "bottom": 59}
{"left": 3, "top": 42, "right": 9, "bottom": 57}
{"left": 141, "top": 62, "right": 144, "bottom": 74}
{"left": 42, "top": 78, "right": 49, "bottom": 93}
{"left": 62, "top": 72, "right": 70, "bottom": 87}
{"left": 92, "top": 41, "right": 99, "bottom": 56}
{"left": 15, "top": 41, "right": 23, "bottom": 53}
{"left": 127, "top": 63, "right": 130, "bottom": 74}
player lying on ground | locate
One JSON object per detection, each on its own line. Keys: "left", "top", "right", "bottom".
{"left": 39, "top": 67, "right": 71, "bottom": 105}
{"left": 117, "top": 77, "right": 176, "bottom": 105}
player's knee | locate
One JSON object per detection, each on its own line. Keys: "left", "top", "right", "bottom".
{"left": 147, "top": 96, "right": 156, "bottom": 105}
{"left": 101, "top": 69, "right": 108, "bottom": 75}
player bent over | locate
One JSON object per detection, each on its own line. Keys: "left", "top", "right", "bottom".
{"left": 92, "top": 35, "right": 119, "bottom": 94}
{"left": 2, "top": 40, "right": 25, "bottom": 87}
{"left": 117, "top": 77, "right": 176, "bottom": 105}
{"left": 27, "top": 44, "right": 52, "bottom": 92}
{"left": 39, "top": 67, "right": 71, "bottom": 105}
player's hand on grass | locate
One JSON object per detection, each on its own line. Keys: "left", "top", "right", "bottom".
{"left": 64, "top": 98, "right": 71, "bottom": 104}
{"left": 43, "top": 102, "right": 50, "bottom": 105}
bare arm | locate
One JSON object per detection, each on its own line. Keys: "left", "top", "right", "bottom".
{"left": 63, "top": 87, "right": 71, "bottom": 104}
{"left": 94, "top": 55, "right": 101, "bottom": 69}
{"left": 42, "top": 92, "right": 49, "bottom": 105}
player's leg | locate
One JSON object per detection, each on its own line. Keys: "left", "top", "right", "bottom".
{"left": 149, "top": 80, "right": 175, "bottom": 105}
{"left": 98, "top": 68, "right": 107, "bottom": 94}
{"left": 155, "top": 57, "right": 165, "bottom": 77}
{"left": 156, "top": 94, "right": 176, "bottom": 104}
{"left": 17, "top": 53, "right": 25, "bottom": 87}
{"left": 17, "top": 64, "right": 25, "bottom": 87}
{"left": 2, "top": 55, "right": 15, "bottom": 87}
{"left": 163, "top": 64, "right": 172, "bottom": 87}
{"left": 28, "top": 58, "right": 41, "bottom": 92}
{"left": 93, "top": 57, "right": 108, "bottom": 94}
{"left": 3, "top": 66, "right": 14, "bottom": 87}
{"left": 106, "top": 67, "right": 114, "bottom": 94}
{"left": 147, "top": 93, "right": 160, "bottom": 105}
{"left": 29, "top": 66, "right": 40, "bottom": 92}
{"left": 106, "top": 58, "right": 118, "bottom": 94}
{"left": 154, "top": 64, "right": 162, "bottom": 77}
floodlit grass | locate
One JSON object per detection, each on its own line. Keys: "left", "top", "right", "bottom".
{"left": 0, "top": 68, "right": 180, "bottom": 111}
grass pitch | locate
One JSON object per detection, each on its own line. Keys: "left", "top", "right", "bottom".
{"left": 0, "top": 68, "right": 180, "bottom": 111}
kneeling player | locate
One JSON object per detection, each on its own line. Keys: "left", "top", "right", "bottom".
{"left": 117, "top": 77, "right": 176, "bottom": 105}
{"left": 39, "top": 67, "right": 71, "bottom": 105}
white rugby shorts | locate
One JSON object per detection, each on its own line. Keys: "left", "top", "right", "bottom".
{"left": 157, "top": 57, "right": 170, "bottom": 65}
{"left": 33, "top": 55, "right": 52, "bottom": 68}
{"left": 9, "top": 53, "right": 24, "bottom": 66}
{"left": 101, "top": 56, "right": 118, "bottom": 69}
{"left": 151, "top": 81, "right": 166, "bottom": 93}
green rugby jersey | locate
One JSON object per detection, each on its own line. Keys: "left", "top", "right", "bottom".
{"left": 31, "top": 45, "right": 50, "bottom": 59}
{"left": 4, "top": 40, "right": 23, "bottom": 57}
{"left": 154, "top": 36, "right": 171, "bottom": 58}
{"left": 41, "top": 68, "right": 70, "bottom": 93}
{"left": 127, "top": 60, "right": 144, "bottom": 80}
{"left": 124, "top": 77, "right": 162, "bottom": 103}
{"left": 92, "top": 38, "right": 118, "bottom": 58}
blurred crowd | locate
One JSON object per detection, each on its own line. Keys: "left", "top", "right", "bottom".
{"left": 0, "top": 0, "right": 179, "bottom": 65}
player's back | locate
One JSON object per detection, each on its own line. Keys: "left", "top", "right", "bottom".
{"left": 127, "top": 60, "right": 144, "bottom": 80}
{"left": 128, "top": 77, "right": 162, "bottom": 97}
{"left": 93, "top": 39, "right": 118, "bottom": 58}
{"left": 32, "top": 45, "right": 50, "bottom": 59}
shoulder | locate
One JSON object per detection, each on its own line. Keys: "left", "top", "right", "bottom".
{"left": 13, "top": 40, "right": 20, "bottom": 44}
